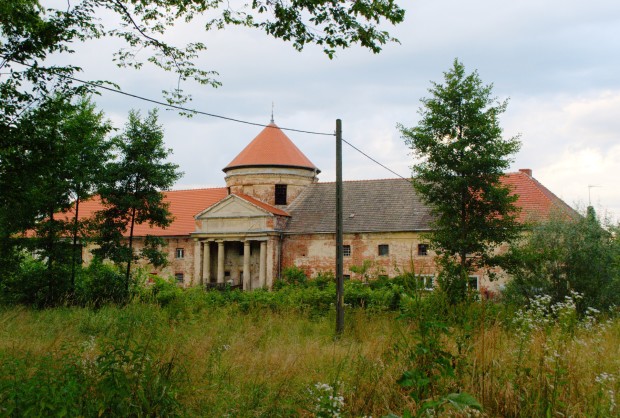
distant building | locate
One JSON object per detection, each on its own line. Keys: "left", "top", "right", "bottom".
{"left": 77, "top": 123, "right": 574, "bottom": 291}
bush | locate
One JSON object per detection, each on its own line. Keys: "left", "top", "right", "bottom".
{"left": 0, "top": 256, "right": 70, "bottom": 307}
{"left": 275, "top": 266, "right": 308, "bottom": 289}
{"left": 504, "top": 208, "right": 620, "bottom": 313}
{"left": 75, "top": 260, "right": 127, "bottom": 307}
{"left": 138, "top": 275, "right": 183, "bottom": 307}
{"left": 310, "top": 271, "right": 334, "bottom": 290}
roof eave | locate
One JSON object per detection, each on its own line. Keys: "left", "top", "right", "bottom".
{"left": 223, "top": 163, "right": 321, "bottom": 174}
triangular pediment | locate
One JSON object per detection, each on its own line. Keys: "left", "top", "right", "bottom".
{"left": 195, "top": 195, "right": 272, "bottom": 220}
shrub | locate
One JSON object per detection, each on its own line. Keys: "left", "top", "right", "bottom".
{"left": 142, "top": 275, "right": 183, "bottom": 307}
{"left": 0, "top": 256, "right": 71, "bottom": 307}
{"left": 311, "top": 271, "right": 334, "bottom": 290}
{"left": 504, "top": 207, "right": 620, "bottom": 313}
{"left": 75, "top": 260, "right": 126, "bottom": 307}
{"left": 275, "top": 266, "right": 308, "bottom": 289}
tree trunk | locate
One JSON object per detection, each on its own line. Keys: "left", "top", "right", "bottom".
{"left": 70, "top": 190, "right": 81, "bottom": 296}
{"left": 48, "top": 206, "right": 55, "bottom": 305}
{"left": 125, "top": 206, "right": 137, "bottom": 294}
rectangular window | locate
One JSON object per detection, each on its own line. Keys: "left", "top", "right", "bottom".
{"left": 175, "top": 248, "right": 185, "bottom": 259}
{"left": 175, "top": 273, "right": 184, "bottom": 284}
{"left": 378, "top": 244, "right": 389, "bottom": 256}
{"left": 275, "top": 184, "right": 287, "bottom": 205}
{"left": 417, "top": 274, "right": 434, "bottom": 290}
{"left": 417, "top": 243, "right": 428, "bottom": 256}
{"left": 343, "top": 245, "right": 351, "bottom": 257}
{"left": 343, "top": 274, "right": 351, "bottom": 280}
{"left": 468, "top": 276, "right": 479, "bottom": 291}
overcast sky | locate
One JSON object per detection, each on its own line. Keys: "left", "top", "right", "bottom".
{"left": 59, "top": 0, "right": 620, "bottom": 221}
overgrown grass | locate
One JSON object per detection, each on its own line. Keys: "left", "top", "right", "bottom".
{"left": 0, "top": 288, "right": 618, "bottom": 417}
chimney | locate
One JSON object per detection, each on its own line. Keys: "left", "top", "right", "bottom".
{"left": 519, "top": 168, "right": 532, "bottom": 177}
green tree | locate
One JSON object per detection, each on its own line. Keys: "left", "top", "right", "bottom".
{"left": 0, "top": 94, "right": 112, "bottom": 305}
{"left": 399, "top": 59, "right": 521, "bottom": 304}
{"left": 95, "top": 109, "right": 181, "bottom": 292}
{"left": 63, "top": 97, "right": 113, "bottom": 292}
{"left": 504, "top": 207, "right": 620, "bottom": 312}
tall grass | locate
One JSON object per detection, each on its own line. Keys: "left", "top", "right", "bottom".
{"left": 0, "top": 289, "right": 618, "bottom": 417}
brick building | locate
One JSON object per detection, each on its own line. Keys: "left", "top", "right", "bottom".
{"left": 77, "top": 123, "right": 574, "bottom": 291}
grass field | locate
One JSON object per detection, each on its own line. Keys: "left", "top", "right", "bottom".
{"left": 0, "top": 291, "right": 618, "bottom": 417}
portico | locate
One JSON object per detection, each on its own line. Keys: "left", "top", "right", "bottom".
{"left": 192, "top": 236, "right": 274, "bottom": 290}
{"left": 191, "top": 192, "right": 289, "bottom": 290}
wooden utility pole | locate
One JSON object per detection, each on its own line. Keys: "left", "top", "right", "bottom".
{"left": 336, "top": 119, "right": 344, "bottom": 335}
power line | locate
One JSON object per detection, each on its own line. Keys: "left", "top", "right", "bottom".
{"left": 342, "top": 138, "right": 409, "bottom": 180}
{"left": 2, "top": 56, "right": 334, "bottom": 137}
{"left": 5, "top": 56, "right": 410, "bottom": 179}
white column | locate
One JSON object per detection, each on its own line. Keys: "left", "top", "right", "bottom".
{"left": 193, "top": 240, "right": 201, "bottom": 286}
{"left": 202, "top": 241, "right": 211, "bottom": 284}
{"left": 259, "top": 241, "right": 267, "bottom": 288}
{"left": 243, "top": 240, "right": 251, "bottom": 291}
{"left": 217, "top": 241, "right": 225, "bottom": 284}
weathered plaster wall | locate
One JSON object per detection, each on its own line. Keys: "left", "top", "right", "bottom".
{"left": 224, "top": 166, "right": 317, "bottom": 206}
{"left": 282, "top": 232, "right": 435, "bottom": 278}
{"left": 82, "top": 236, "right": 198, "bottom": 286}
{"left": 281, "top": 232, "right": 506, "bottom": 292}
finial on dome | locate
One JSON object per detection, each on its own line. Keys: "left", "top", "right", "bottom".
{"left": 270, "top": 102, "right": 275, "bottom": 124}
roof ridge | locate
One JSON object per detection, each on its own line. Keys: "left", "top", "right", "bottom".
{"left": 316, "top": 178, "right": 412, "bottom": 185}
{"left": 167, "top": 186, "right": 226, "bottom": 192}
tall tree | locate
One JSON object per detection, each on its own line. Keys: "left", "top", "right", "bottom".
{"left": 95, "top": 109, "right": 181, "bottom": 292}
{"left": 399, "top": 59, "right": 521, "bottom": 303}
{"left": 63, "top": 97, "right": 113, "bottom": 292}
{"left": 0, "top": 94, "right": 113, "bottom": 304}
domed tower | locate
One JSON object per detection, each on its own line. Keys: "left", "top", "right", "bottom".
{"left": 223, "top": 123, "right": 320, "bottom": 206}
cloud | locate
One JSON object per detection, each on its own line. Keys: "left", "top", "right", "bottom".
{"left": 505, "top": 90, "right": 620, "bottom": 220}
{"left": 31, "top": 0, "right": 619, "bottom": 221}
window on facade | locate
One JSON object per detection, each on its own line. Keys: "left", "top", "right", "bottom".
{"left": 238, "top": 242, "right": 244, "bottom": 256}
{"left": 343, "top": 245, "right": 351, "bottom": 257}
{"left": 468, "top": 276, "right": 479, "bottom": 291}
{"left": 175, "top": 248, "right": 185, "bottom": 259}
{"left": 275, "top": 184, "right": 287, "bottom": 205}
{"left": 175, "top": 273, "right": 184, "bottom": 284}
{"left": 417, "top": 275, "right": 434, "bottom": 290}
{"left": 417, "top": 243, "right": 428, "bottom": 256}
{"left": 343, "top": 274, "right": 351, "bottom": 280}
{"left": 378, "top": 244, "right": 389, "bottom": 256}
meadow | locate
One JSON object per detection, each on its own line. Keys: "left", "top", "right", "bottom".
{"left": 0, "top": 282, "right": 618, "bottom": 417}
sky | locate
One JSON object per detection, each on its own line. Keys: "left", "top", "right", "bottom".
{"left": 55, "top": 0, "right": 620, "bottom": 221}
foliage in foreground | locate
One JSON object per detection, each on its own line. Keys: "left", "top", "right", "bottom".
{"left": 0, "top": 284, "right": 618, "bottom": 417}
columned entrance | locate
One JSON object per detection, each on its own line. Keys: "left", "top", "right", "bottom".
{"left": 193, "top": 237, "right": 273, "bottom": 290}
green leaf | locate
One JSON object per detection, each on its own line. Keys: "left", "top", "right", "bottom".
{"left": 444, "top": 392, "right": 483, "bottom": 411}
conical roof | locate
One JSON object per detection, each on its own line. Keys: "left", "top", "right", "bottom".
{"left": 223, "top": 123, "right": 319, "bottom": 173}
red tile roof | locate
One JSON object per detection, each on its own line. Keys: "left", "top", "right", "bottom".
{"left": 223, "top": 123, "right": 319, "bottom": 173}
{"left": 502, "top": 171, "right": 577, "bottom": 222}
{"left": 235, "top": 193, "right": 290, "bottom": 216}
{"left": 50, "top": 170, "right": 572, "bottom": 239}
{"left": 62, "top": 188, "right": 228, "bottom": 237}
